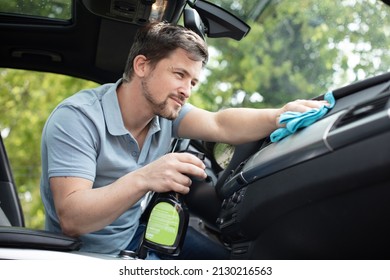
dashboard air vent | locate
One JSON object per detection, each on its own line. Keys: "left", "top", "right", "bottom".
{"left": 333, "top": 94, "right": 389, "bottom": 129}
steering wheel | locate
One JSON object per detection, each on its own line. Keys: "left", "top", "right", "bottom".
{"left": 215, "top": 140, "right": 266, "bottom": 199}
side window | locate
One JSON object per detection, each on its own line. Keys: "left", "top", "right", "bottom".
{"left": 0, "top": 68, "right": 98, "bottom": 229}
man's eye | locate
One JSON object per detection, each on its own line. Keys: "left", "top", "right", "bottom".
{"left": 175, "top": 72, "right": 184, "bottom": 78}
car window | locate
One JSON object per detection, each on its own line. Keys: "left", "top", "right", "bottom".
{"left": 0, "top": 0, "right": 72, "bottom": 20}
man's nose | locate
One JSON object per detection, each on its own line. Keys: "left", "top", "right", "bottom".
{"left": 179, "top": 81, "right": 192, "bottom": 98}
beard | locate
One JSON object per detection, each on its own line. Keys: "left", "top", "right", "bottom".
{"left": 141, "top": 77, "right": 183, "bottom": 121}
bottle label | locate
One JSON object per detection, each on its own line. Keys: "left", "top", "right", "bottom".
{"left": 145, "top": 202, "right": 179, "bottom": 246}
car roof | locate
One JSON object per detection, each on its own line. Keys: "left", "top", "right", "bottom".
{"left": 0, "top": 0, "right": 250, "bottom": 84}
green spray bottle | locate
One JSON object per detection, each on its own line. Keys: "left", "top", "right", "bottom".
{"left": 139, "top": 191, "right": 189, "bottom": 257}
{"left": 136, "top": 140, "right": 205, "bottom": 258}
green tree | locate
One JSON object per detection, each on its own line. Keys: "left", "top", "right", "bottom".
{"left": 0, "top": 69, "right": 98, "bottom": 228}
{"left": 0, "top": 0, "right": 71, "bottom": 19}
{"left": 192, "top": 0, "right": 390, "bottom": 110}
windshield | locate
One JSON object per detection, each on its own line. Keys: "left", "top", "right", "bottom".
{"left": 198, "top": 0, "right": 390, "bottom": 110}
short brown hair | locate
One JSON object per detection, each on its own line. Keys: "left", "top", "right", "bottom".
{"left": 123, "top": 22, "right": 208, "bottom": 82}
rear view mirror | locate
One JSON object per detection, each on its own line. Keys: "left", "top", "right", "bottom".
{"left": 185, "top": 0, "right": 250, "bottom": 41}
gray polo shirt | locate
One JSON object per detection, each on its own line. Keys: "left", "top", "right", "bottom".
{"left": 40, "top": 79, "right": 193, "bottom": 255}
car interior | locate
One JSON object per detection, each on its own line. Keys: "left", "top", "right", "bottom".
{"left": 211, "top": 72, "right": 390, "bottom": 259}
{"left": 1, "top": 0, "right": 390, "bottom": 260}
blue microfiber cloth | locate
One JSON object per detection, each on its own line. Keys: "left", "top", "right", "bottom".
{"left": 270, "top": 91, "right": 336, "bottom": 142}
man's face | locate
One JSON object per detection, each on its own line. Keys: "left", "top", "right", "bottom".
{"left": 141, "top": 48, "right": 203, "bottom": 120}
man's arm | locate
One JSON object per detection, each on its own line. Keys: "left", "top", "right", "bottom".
{"left": 50, "top": 153, "right": 207, "bottom": 237}
{"left": 177, "top": 99, "right": 328, "bottom": 144}
{"left": 50, "top": 175, "right": 146, "bottom": 237}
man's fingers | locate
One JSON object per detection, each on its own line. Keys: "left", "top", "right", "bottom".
{"left": 173, "top": 152, "right": 206, "bottom": 168}
{"left": 168, "top": 153, "right": 207, "bottom": 179}
{"left": 284, "top": 99, "right": 328, "bottom": 113}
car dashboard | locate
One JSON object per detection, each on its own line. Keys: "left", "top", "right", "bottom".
{"left": 216, "top": 72, "right": 390, "bottom": 259}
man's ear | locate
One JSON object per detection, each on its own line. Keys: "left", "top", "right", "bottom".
{"left": 133, "top": 55, "right": 148, "bottom": 77}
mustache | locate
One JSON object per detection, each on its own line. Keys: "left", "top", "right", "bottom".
{"left": 168, "top": 93, "right": 186, "bottom": 106}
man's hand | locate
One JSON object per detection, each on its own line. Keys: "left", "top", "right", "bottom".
{"left": 275, "top": 99, "right": 329, "bottom": 127}
{"left": 135, "top": 152, "right": 207, "bottom": 194}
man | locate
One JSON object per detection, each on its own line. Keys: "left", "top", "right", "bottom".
{"left": 40, "top": 22, "right": 326, "bottom": 259}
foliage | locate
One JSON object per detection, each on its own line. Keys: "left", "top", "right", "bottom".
{"left": 192, "top": 0, "right": 390, "bottom": 110}
{"left": 0, "top": 69, "right": 98, "bottom": 228}
{"left": 0, "top": 0, "right": 71, "bottom": 19}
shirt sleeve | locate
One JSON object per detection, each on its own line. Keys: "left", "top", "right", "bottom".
{"left": 44, "top": 105, "right": 99, "bottom": 181}
{"left": 172, "top": 103, "right": 194, "bottom": 138}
